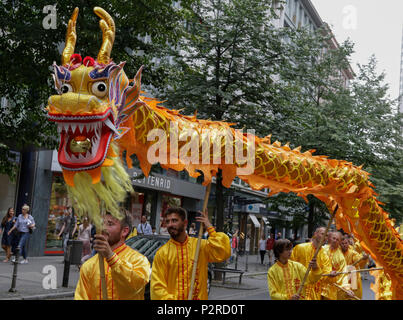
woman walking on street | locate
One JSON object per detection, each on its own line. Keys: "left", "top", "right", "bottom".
{"left": 77, "top": 216, "right": 92, "bottom": 265}
{"left": 259, "top": 234, "right": 267, "bottom": 264}
{"left": 1, "top": 208, "right": 17, "bottom": 262}
{"left": 8, "top": 204, "right": 35, "bottom": 264}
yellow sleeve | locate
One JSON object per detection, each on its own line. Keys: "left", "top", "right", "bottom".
{"left": 353, "top": 250, "right": 367, "bottom": 269}
{"left": 306, "top": 264, "right": 322, "bottom": 284}
{"left": 318, "top": 250, "right": 333, "bottom": 284}
{"left": 290, "top": 245, "right": 300, "bottom": 263}
{"left": 74, "top": 263, "right": 92, "bottom": 300}
{"left": 334, "top": 252, "right": 349, "bottom": 290}
{"left": 203, "top": 227, "right": 231, "bottom": 263}
{"left": 267, "top": 268, "right": 288, "bottom": 300}
{"left": 106, "top": 251, "right": 150, "bottom": 297}
{"left": 150, "top": 248, "right": 175, "bottom": 300}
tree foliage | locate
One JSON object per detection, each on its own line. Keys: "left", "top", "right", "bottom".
{"left": 154, "top": 0, "right": 403, "bottom": 227}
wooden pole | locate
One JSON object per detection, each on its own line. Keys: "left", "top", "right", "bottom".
{"left": 352, "top": 254, "right": 368, "bottom": 267}
{"left": 322, "top": 267, "right": 383, "bottom": 276}
{"left": 332, "top": 283, "right": 360, "bottom": 300}
{"left": 188, "top": 183, "right": 212, "bottom": 300}
{"left": 296, "top": 204, "right": 339, "bottom": 296}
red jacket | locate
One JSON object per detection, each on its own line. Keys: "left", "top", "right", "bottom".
{"left": 266, "top": 238, "right": 275, "bottom": 250}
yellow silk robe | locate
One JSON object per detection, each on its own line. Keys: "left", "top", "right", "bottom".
{"left": 342, "top": 248, "right": 365, "bottom": 299}
{"left": 322, "top": 246, "right": 349, "bottom": 300}
{"left": 370, "top": 269, "right": 392, "bottom": 300}
{"left": 75, "top": 243, "right": 151, "bottom": 300}
{"left": 267, "top": 260, "right": 322, "bottom": 300}
{"left": 290, "top": 242, "right": 332, "bottom": 300}
{"left": 150, "top": 227, "right": 231, "bottom": 300}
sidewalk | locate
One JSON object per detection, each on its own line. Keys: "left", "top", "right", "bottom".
{"left": 212, "top": 252, "right": 271, "bottom": 290}
{"left": 226, "top": 252, "right": 271, "bottom": 275}
{"left": 0, "top": 252, "right": 78, "bottom": 300}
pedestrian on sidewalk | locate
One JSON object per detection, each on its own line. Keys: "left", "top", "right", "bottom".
{"left": 230, "top": 229, "right": 239, "bottom": 263}
{"left": 137, "top": 215, "right": 152, "bottom": 235}
{"left": 57, "top": 207, "right": 78, "bottom": 258}
{"left": 81, "top": 223, "right": 97, "bottom": 264}
{"left": 259, "top": 234, "right": 266, "bottom": 264}
{"left": 266, "top": 233, "right": 275, "bottom": 266}
{"left": 8, "top": 204, "right": 35, "bottom": 264}
{"left": 188, "top": 223, "right": 196, "bottom": 236}
{"left": 1, "top": 207, "right": 17, "bottom": 262}
{"left": 77, "top": 216, "right": 92, "bottom": 265}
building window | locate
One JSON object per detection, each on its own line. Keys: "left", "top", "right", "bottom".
{"left": 129, "top": 189, "right": 145, "bottom": 230}
{"left": 292, "top": 0, "right": 298, "bottom": 24}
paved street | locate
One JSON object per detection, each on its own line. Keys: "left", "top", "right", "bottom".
{"left": 0, "top": 250, "right": 375, "bottom": 300}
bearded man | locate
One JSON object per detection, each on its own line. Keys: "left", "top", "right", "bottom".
{"left": 290, "top": 227, "right": 334, "bottom": 300}
{"left": 74, "top": 212, "right": 150, "bottom": 300}
{"left": 340, "top": 234, "right": 368, "bottom": 299}
{"left": 150, "top": 207, "right": 231, "bottom": 300}
{"left": 321, "top": 232, "right": 354, "bottom": 300}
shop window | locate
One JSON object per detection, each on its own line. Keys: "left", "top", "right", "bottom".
{"left": 45, "top": 173, "right": 70, "bottom": 254}
{"left": 129, "top": 189, "right": 145, "bottom": 230}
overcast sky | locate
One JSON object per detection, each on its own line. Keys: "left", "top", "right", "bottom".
{"left": 310, "top": 0, "right": 403, "bottom": 99}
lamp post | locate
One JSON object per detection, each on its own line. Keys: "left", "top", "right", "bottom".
{"left": 62, "top": 207, "right": 75, "bottom": 287}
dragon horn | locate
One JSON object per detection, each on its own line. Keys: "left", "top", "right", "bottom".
{"left": 93, "top": 7, "right": 115, "bottom": 65}
{"left": 61, "top": 7, "right": 79, "bottom": 66}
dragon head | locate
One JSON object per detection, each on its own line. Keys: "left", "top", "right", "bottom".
{"left": 47, "top": 7, "right": 144, "bottom": 188}
{"left": 46, "top": 7, "right": 147, "bottom": 225}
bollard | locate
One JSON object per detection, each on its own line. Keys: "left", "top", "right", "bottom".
{"left": 9, "top": 247, "right": 20, "bottom": 293}
{"left": 62, "top": 239, "right": 83, "bottom": 287}
{"left": 62, "top": 241, "right": 72, "bottom": 288}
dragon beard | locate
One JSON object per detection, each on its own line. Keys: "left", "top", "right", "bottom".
{"left": 66, "top": 142, "right": 133, "bottom": 229}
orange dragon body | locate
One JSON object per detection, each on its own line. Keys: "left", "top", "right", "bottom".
{"left": 46, "top": 8, "right": 402, "bottom": 299}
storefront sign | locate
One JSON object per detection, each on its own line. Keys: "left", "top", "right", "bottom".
{"left": 128, "top": 168, "right": 206, "bottom": 200}
{"left": 131, "top": 170, "right": 172, "bottom": 191}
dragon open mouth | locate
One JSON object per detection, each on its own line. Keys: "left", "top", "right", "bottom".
{"left": 48, "top": 109, "right": 117, "bottom": 171}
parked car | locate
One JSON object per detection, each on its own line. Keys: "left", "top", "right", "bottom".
{"left": 126, "top": 235, "right": 213, "bottom": 299}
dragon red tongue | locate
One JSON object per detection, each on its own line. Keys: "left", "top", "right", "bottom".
{"left": 57, "top": 121, "right": 113, "bottom": 170}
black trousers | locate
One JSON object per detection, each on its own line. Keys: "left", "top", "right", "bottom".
{"left": 260, "top": 250, "right": 266, "bottom": 264}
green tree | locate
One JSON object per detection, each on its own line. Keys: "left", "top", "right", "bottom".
{"left": 155, "top": 0, "right": 294, "bottom": 232}
{"left": 349, "top": 57, "right": 403, "bottom": 222}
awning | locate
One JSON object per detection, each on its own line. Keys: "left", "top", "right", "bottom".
{"left": 262, "top": 216, "right": 270, "bottom": 226}
{"left": 248, "top": 214, "right": 260, "bottom": 228}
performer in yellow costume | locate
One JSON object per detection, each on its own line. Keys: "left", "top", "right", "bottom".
{"left": 340, "top": 234, "right": 368, "bottom": 299}
{"left": 370, "top": 268, "right": 393, "bottom": 300}
{"left": 75, "top": 212, "right": 150, "bottom": 300}
{"left": 151, "top": 207, "right": 231, "bottom": 300}
{"left": 290, "top": 227, "right": 333, "bottom": 300}
{"left": 267, "top": 239, "right": 322, "bottom": 300}
{"left": 321, "top": 232, "right": 353, "bottom": 300}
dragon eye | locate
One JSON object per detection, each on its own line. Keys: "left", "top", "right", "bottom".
{"left": 91, "top": 81, "right": 107, "bottom": 97}
{"left": 60, "top": 83, "right": 73, "bottom": 94}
